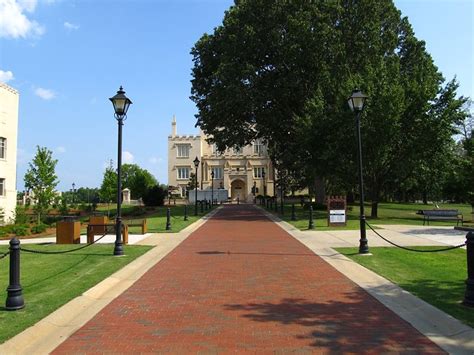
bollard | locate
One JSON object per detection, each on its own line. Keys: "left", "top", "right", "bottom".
{"left": 166, "top": 208, "right": 171, "bottom": 230}
{"left": 308, "top": 205, "right": 314, "bottom": 230}
{"left": 200, "top": 201, "right": 204, "bottom": 213}
{"left": 291, "top": 203, "right": 296, "bottom": 221}
{"left": 464, "top": 231, "right": 474, "bottom": 306}
{"left": 184, "top": 205, "right": 188, "bottom": 221}
{"left": 5, "top": 238, "right": 24, "bottom": 310}
{"left": 237, "top": 197, "right": 240, "bottom": 205}
{"left": 280, "top": 199, "right": 284, "bottom": 215}
{"left": 274, "top": 198, "right": 278, "bottom": 212}
{"left": 266, "top": 198, "right": 269, "bottom": 209}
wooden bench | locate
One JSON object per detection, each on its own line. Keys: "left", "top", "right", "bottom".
{"left": 87, "top": 223, "right": 128, "bottom": 244}
{"left": 416, "top": 209, "right": 463, "bottom": 226}
{"left": 123, "top": 219, "right": 147, "bottom": 234}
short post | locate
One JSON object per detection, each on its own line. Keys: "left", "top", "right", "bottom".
{"left": 184, "top": 205, "right": 188, "bottom": 221}
{"left": 308, "top": 205, "right": 314, "bottom": 230}
{"left": 166, "top": 208, "right": 171, "bottom": 230}
{"left": 291, "top": 203, "right": 296, "bottom": 221}
{"left": 200, "top": 201, "right": 204, "bottom": 213}
{"left": 5, "top": 238, "right": 25, "bottom": 310}
{"left": 266, "top": 198, "right": 269, "bottom": 209}
{"left": 237, "top": 197, "right": 240, "bottom": 205}
{"left": 274, "top": 198, "right": 278, "bottom": 212}
{"left": 464, "top": 231, "right": 474, "bottom": 306}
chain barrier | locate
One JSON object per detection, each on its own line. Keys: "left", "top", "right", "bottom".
{"left": 0, "top": 250, "right": 10, "bottom": 260}
{"left": 365, "top": 222, "right": 466, "bottom": 252}
{"left": 19, "top": 227, "right": 114, "bottom": 255}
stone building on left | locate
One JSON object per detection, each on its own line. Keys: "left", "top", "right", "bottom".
{"left": 0, "top": 83, "right": 19, "bottom": 225}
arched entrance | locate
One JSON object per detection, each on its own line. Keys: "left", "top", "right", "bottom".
{"left": 230, "top": 179, "right": 246, "bottom": 201}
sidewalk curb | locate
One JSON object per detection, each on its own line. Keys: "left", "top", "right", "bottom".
{"left": 0, "top": 207, "right": 221, "bottom": 354}
{"left": 258, "top": 207, "right": 474, "bottom": 354}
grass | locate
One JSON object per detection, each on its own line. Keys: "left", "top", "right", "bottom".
{"left": 335, "top": 246, "right": 473, "bottom": 328}
{"left": 262, "top": 201, "right": 473, "bottom": 231}
{"left": 0, "top": 244, "right": 152, "bottom": 344}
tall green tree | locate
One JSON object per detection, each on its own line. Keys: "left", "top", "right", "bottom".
{"left": 191, "top": 0, "right": 467, "bottom": 217}
{"left": 99, "top": 166, "right": 117, "bottom": 212}
{"left": 121, "top": 164, "right": 157, "bottom": 199}
{"left": 24, "top": 146, "right": 59, "bottom": 223}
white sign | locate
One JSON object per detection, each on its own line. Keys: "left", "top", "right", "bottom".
{"left": 329, "top": 209, "right": 346, "bottom": 223}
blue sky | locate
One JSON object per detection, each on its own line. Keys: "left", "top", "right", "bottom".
{"left": 0, "top": 0, "right": 472, "bottom": 192}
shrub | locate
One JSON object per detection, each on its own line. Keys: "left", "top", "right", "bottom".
{"left": 12, "top": 224, "right": 29, "bottom": 236}
{"left": 14, "top": 206, "right": 29, "bottom": 225}
{"left": 0, "top": 229, "right": 8, "bottom": 238}
{"left": 31, "top": 223, "right": 48, "bottom": 234}
{"left": 142, "top": 185, "right": 166, "bottom": 207}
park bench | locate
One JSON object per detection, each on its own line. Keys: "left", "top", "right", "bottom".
{"left": 416, "top": 209, "right": 463, "bottom": 226}
{"left": 123, "top": 218, "right": 148, "bottom": 234}
{"left": 86, "top": 223, "right": 129, "bottom": 244}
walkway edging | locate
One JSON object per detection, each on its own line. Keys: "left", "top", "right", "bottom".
{"left": 259, "top": 207, "right": 474, "bottom": 354}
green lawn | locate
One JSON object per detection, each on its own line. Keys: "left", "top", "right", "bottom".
{"left": 263, "top": 202, "right": 473, "bottom": 230}
{"left": 0, "top": 244, "right": 152, "bottom": 344}
{"left": 335, "top": 246, "right": 473, "bottom": 328}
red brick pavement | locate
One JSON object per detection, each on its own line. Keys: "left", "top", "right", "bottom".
{"left": 53, "top": 205, "right": 443, "bottom": 353}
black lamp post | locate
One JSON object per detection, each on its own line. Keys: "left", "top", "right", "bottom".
{"left": 348, "top": 89, "right": 369, "bottom": 254}
{"left": 211, "top": 170, "right": 214, "bottom": 206}
{"left": 109, "top": 86, "right": 132, "bottom": 256}
{"left": 194, "top": 156, "right": 200, "bottom": 215}
{"left": 71, "top": 182, "right": 76, "bottom": 204}
{"left": 262, "top": 170, "right": 266, "bottom": 197}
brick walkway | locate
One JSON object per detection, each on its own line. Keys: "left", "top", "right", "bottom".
{"left": 53, "top": 205, "right": 443, "bottom": 353}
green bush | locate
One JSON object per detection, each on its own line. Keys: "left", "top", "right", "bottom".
{"left": 31, "top": 223, "right": 48, "bottom": 234}
{"left": 14, "top": 206, "right": 29, "bottom": 225}
{"left": 0, "top": 229, "right": 9, "bottom": 238}
{"left": 12, "top": 224, "right": 29, "bottom": 236}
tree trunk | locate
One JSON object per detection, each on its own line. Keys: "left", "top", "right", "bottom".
{"left": 370, "top": 184, "right": 380, "bottom": 218}
{"left": 422, "top": 191, "right": 428, "bottom": 205}
{"left": 314, "top": 177, "right": 326, "bottom": 204}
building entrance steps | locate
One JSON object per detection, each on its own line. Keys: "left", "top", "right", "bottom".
{"left": 46, "top": 204, "right": 454, "bottom": 353}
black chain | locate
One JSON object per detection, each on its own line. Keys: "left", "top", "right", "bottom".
{"left": 366, "top": 222, "right": 466, "bottom": 252}
{"left": 0, "top": 250, "right": 10, "bottom": 260}
{"left": 20, "top": 228, "right": 114, "bottom": 255}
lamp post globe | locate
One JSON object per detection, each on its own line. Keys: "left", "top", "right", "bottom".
{"left": 109, "top": 86, "right": 132, "bottom": 256}
{"left": 348, "top": 89, "right": 369, "bottom": 254}
{"left": 193, "top": 156, "right": 200, "bottom": 215}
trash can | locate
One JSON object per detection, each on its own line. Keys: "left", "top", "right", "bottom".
{"left": 56, "top": 217, "right": 81, "bottom": 244}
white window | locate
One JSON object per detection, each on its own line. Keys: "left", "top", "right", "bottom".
{"left": 0, "top": 137, "right": 6, "bottom": 159}
{"left": 253, "top": 167, "right": 265, "bottom": 178}
{"left": 233, "top": 146, "right": 243, "bottom": 155}
{"left": 0, "top": 178, "right": 4, "bottom": 196}
{"left": 176, "top": 144, "right": 190, "bottom": 158}
{"left": 177, "top": 167, "right": 190, "bottom": 180}
{"left": 211, "top": 167, "right": 223, "bottom": 179}
{"left": 253, "top": 140, "right": 264, "bottom": 155}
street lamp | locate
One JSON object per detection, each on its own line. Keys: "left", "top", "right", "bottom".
{"left": 193, "top": 156, "right": 200, "bottom": 215}
{"left": 211, "top": 170, "right": 214, "bottom": 206}
{"left": 253, "top": 181, "right": 257, "bottom": 204}
{"left": 109, "top": 86, "right": 132, "bottom": 256}
{"left": 71, "top": 182, "right": 76, "bottom": 204}
{"left": 348, "top": 89, "right": 369, "bottom": 254}
{"left": 262, "top": 170, "right": 266, "bottom": 196}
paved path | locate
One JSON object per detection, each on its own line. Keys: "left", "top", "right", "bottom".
{"left": 53, "top": 205, "right": 443, "bottom": 353}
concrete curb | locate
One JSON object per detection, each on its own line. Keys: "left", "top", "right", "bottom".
{"left": 259, "top": 208, "right": 474, "bottom": 354}
{"left": 0, "top": 207, "right": 221, "bottom": 354}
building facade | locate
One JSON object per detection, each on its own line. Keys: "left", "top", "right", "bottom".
{"left": 0, "top": 83, "right": 19, "bottom": 224}
{"left": 168, "top": 116, "right": 275, "bottom": 202}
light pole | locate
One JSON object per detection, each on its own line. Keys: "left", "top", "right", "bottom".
{"left": 262, "top": 170, "right": 266, "bottom": 196}
{"left": 109, "top": 86, "right": 132, "bottom": 256}
{"left": 211, "top": 170, "right": 214, "bottom": 206}
{"left": 348, "top": 89, "right": 369, "bottom": 254}
{"left": 194, "top": 156, "right": 200, "bottom": 215}
{"left": 71, "top": 182, "right": 76, "bottom": 205}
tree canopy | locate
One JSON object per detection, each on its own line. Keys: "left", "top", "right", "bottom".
{"left": 191, "top": 0, "right": 468, "bottom": 214}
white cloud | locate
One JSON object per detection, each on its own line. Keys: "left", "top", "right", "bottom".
{"left": 64, "top": 21, "right": 79, "bottom": 31}
{"left": 56, "top": 146, "right": 66, "bottom": 153}
{"left": 0, "top": 69, "right": 14, "bottom": 83}
{"left": 123, "top": 151, "right": 134, "bottom": 164}
{"left": 148, "top": 157, "right": 163, "bottom": 164}
{"left": 0, "top": 0, "right": 45, "bottom": 39}
{"left": 34, "top": 87, "right": 55, "bottom": 100}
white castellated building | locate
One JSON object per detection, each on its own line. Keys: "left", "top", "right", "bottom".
{"left": 168, "top": 116, "right": 275, "bottom": 202}
{"left": 0, "top": 83, "right": 19, "bottom": 224}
